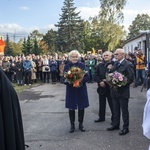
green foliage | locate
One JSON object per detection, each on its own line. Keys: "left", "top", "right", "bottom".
{"left": 10, "top": 42, "right": 22, "bottom": 56}
{"left": 32, "top": 38, "right": 41, "bottom": 55}
{"left": 4, "top": 34, "right": 13, "bottom": 56}
{"left": 26, "top": 36, "right": 33, "bottom": 55}
{"left": 22, "top": 38, "right": 27, "bottom": 55}
{"left": 42, "top": 29, "right": 58, "bottom": 54}
{"left": 55, "top": 0, "right": 84, "bottom": 53}
{"left": 128, "top": 14, "right": 150, "bottom": 39}
{"left": 99, "top": 0, "right": 127, "bottom": 24}
{"left": 91, "top": 0, "right": 127, "bottom": 51}
{"left": 30, "top": 30, "right": 44, "bottom": 39}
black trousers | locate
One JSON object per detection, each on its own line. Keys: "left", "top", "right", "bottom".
{"left": 98, "top": 93, "right": 113, "bottom": 121}
{"left": 112, "top": 96, "right": 129, "bottom": 129}
{"left": 51, "top": 71, "right": 57, "bottom": 82}
{"left": 24, "top": 71, "right": 31, "bottom": 84}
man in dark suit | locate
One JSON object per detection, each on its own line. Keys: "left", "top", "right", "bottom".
{"left": 107, "top": 48, "right": 134, "bottom": 135}
{"left": 94, "top": 51, "right": 114, "bottom": 123}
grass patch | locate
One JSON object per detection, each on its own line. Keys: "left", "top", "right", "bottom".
{"left": 12, "top": 83, "right": 31, "bottom": 93}
{"left": 12, "top": 81, "right": 42, "bottom": 93}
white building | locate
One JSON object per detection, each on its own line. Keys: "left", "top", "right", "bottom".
{"left": 123, "top": 32, "right": 150, "bottom": 63}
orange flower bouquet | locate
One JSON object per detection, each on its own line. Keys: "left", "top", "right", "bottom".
{"left": 64, "top": 66, "right": 86, "bottom": 87}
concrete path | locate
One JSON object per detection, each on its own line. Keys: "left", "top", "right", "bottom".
{"left": 18, "top": 82, "right": 149, "bottom": 150}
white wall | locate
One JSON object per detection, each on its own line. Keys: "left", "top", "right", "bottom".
{"left": 123, "top": 35, "right": 146, "bottom": 54}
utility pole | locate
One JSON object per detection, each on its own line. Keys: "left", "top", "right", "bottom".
{"left": 13, "top": 30, "right": 16, "bottom": 43}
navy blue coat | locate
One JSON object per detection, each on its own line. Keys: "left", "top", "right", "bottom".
{"left": 63, "top": 61, "right": 90, "bottom": 110}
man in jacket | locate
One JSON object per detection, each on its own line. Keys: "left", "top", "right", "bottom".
{"left": 107, "top": 48, "right": 134, "bottom": 135}
{"left": 134, "top": 49, "right": 147, "bottom": 87}
{"left": 94, "top": 51, "right": 114, "bottom": 123}
{"left": 23, "top": 56, "right": 32, "bottom": 85}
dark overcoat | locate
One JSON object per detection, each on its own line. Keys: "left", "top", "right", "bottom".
{"left": 63, "top": 61, "right": 90, "bottom": 110}
{"left": 0, "top": 69, "right": 25, "bottom": 150}
{"left": 95, "top": 61, "right": 114, "bottom": 95}
{"left": 111, "top": 59, "right": 134, "bottom": 98}
{"left": 15, "top": 61, "right": 23, "bottom": 80}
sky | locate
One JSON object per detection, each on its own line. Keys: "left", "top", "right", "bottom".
{"left": 0, "top": 0, "right": 150, "bottom": 41}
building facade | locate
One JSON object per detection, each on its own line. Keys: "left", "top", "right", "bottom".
{"left": 123, "top": 32, "right": 150, "bottom": 64}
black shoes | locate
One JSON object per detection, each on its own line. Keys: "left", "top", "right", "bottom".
{"left": 69, "top": 124, "right": 75, "bottom": 133}
{"left": 79, "top": 123, "right": 85, "bottom": 132}
{"left": 107, "top": 126, "right": 120, "bottom": 131}
{"left": 94, "top": 118, "right": 105, "bottom": 123}
{"left": 107, "top": 126, "right": 129, "bottom": 135}
{"left": 69, "top": 124, "right": 85, "bottom": 133}
{"left": 119, "top": 128, "right": 129, "bottom": 135}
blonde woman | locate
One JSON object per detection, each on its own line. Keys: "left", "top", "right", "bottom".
{"left": 63, "top": 50, "right": 90, "bottom": 133}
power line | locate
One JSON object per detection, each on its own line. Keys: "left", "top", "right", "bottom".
{"left": 0, "top": 32, "right": 28, "bottom": 42}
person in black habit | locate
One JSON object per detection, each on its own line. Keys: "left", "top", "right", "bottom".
{"left": 107, "top": 48, "right": 134, "bottom": 135}
{"left": 94, "top": 51, "right": 114, "bottom": 123}
{"left": 0, "top": 67, "right": 25, "bottom": 150}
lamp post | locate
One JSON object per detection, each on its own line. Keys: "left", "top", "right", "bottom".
{"left": 139, "top": 30, "right": 150, "bottom": 65}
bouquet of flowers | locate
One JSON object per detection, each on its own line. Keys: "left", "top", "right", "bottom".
{"left": 106, "top": 71, "right": 128, "bottom": 89}
{"left": 64, "top": 66, "right": 86, "bottom": 87}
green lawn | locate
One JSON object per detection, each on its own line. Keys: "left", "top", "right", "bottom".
{"left": 12, "top": 81, "right": 42, "bottom": 93}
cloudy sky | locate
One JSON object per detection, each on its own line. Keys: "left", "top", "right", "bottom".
{"left": 0, "top": 0, "right": 150, "bottom": 41}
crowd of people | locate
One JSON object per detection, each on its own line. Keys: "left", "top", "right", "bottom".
{"left": 0, "top": 53, "right": 100, "bottom": 86}
{"left": 0, "top": 46, "right": 148, "bottom": 88}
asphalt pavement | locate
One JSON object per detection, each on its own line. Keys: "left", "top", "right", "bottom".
{"left": 18, "top": 82, "right": 150, "bottom": 150}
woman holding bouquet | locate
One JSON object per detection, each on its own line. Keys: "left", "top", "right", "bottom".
{"left": 63, "top": 50, "right": 90, "bottom": 133}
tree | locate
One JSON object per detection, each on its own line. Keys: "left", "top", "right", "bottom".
{"left": 42, "top": 29, "right": 58, "bottom": 54}
{"left": 39, "top": 41, "right": 49, "bottom": 54}
{"left": 95, "top": 0, "right": 127, "bottom": 51}
{"left": 128, "top": 14, "right": 150, "bottom": 39}
{"left": 99, "top": 0, "right": 127, "bottom": 24}
{"left": 29, "top": 30, "right": 44, "bottom": 55}
{"left": 55, "top": 0, "right": 84, "bottom": 52}
{"left": 22, "top": 38, "right": 27, "bottom": 55}
{"left": 32, "top": 38, "right": 41, "bottom": 55}
{"left": 4, "top": 34, "right": 13, "bottom": 56}
{"left": 10, "top": 41, "right": 22, "bottom": 56}
{"left": 30, "top": 30, "right": 44, "bottom": 40}
{"left": 26, "top": 36, "right": 33, "bottom": 55}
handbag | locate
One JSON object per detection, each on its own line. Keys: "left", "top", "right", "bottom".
{"left": 42, "top": 66, "right": 50, "bottom": 72}
{"left": 45, "top": 66, "right": 50, "bottom": 71}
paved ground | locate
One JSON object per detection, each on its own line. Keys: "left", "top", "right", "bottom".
{"left": 18, "top": 82, "right": 150, "bottom": 150}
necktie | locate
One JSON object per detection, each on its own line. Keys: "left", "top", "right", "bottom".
{"left": 116, "top": 61, "right": 120, "bottom": 67}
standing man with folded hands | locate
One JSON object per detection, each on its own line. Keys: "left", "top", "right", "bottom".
{"left": 94, "top": 51, "right": 114, "bottom": 124}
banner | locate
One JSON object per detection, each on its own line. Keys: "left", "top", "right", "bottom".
{"left": 0, "top": 39, "right": 5, "bottom": 54}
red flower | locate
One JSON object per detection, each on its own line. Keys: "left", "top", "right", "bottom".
{"left": 69, "top": 74, "right": 73, "bottom": 78}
